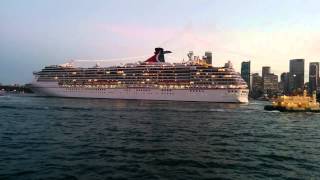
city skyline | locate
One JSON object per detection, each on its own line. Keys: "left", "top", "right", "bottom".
{"left": 1, "top": 0, "right": 320, "bottom": 84}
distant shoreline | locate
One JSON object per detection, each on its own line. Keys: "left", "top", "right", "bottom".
{"left": 0, "top": 85, "right": 33, "bottom": 93}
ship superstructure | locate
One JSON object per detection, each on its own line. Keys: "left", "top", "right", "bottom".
{"left": 30, "top": 48, "right": 249, "bottom": 102}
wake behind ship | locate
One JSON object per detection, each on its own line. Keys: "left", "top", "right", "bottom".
{"left": 30, "top": 48, "right": 249, "bottom": 103}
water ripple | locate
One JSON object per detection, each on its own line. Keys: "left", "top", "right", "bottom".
{"left": 0, "top": 96, "right": 320, "bottom": 179}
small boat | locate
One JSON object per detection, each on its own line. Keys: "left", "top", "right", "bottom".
{"left": 264, "top": 91, "right": 320, "bottom": 112}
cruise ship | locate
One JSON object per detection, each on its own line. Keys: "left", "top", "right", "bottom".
{"left": 30, "top": 48, "right": 249, "bottom": 102}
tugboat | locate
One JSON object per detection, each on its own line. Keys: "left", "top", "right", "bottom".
{"left": 264, "top": 91, "right": 320, "bottom": 112}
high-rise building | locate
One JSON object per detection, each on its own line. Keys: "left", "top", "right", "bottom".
{"left": 288, "top": 73, "right": 295, "bottom": 94}
{"left": 280, "top": 72, "right": 290, "bottom": 94}
{"left": 309, "top": 62, "right": 319, "bottom": 94}
{"left": 204, "top": 51, "right": 212, "bottom": 65}
{"left": 289, "top": 59, "right": 305, "bottom": 92}
{"left": 260, "top": 66, "right": 279, "bottom": 96}
{"left": 263, "top": 73, "right": 279, "bottom": 96}
{"left": 251, "top": 73, "right": 263, "bottom": 98}
{"left": 262, "top": 66, "right": 271, "bottom": 79}
{"left": 241, "top": 61, "right": 251, "bottom": 90}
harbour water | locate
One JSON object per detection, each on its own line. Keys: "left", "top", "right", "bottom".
{"left": 0, "top": 95, "right": 320, "bottom": 179}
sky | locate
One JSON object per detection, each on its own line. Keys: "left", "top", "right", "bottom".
{"left": 1, "top": 0, "right": 320, "bottom": 84}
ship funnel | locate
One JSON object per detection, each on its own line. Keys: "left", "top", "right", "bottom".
{"left": 145, "top": 47, "right": 172, "bottom": 63}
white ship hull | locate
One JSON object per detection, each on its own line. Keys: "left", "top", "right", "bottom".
{"left": 30, "top": 82, "right": 248, "bottom": 103}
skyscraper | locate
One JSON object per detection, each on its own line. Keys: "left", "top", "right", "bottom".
{"left": 309, "top": 62, "right": 319, "bottom": 94}
{"left": 262, "top": 66, "right": 271, "bottom": 79}
{"left": 289, "top": 59, "right": 305, "bottom": 92}
{"left": 204, "top": 51, "right": 212, "bottom": 65}
{"left": 280, "top": 72, "right": 290, "bottom": 95}
{"left": 241, "top": 61, "right": 251, "bottom": 90}
{"left": 261, "top": 66, "right": 278, "bottom": 96}
{"left": 251, "top": 73, "right": 263, "bottom": 98}
{"left": 263, "top": 73, "right": 279, "bottom": 96}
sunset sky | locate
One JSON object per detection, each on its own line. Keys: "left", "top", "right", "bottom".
{"left": 1, "top": 0, "right": 320, "bottom": 84}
